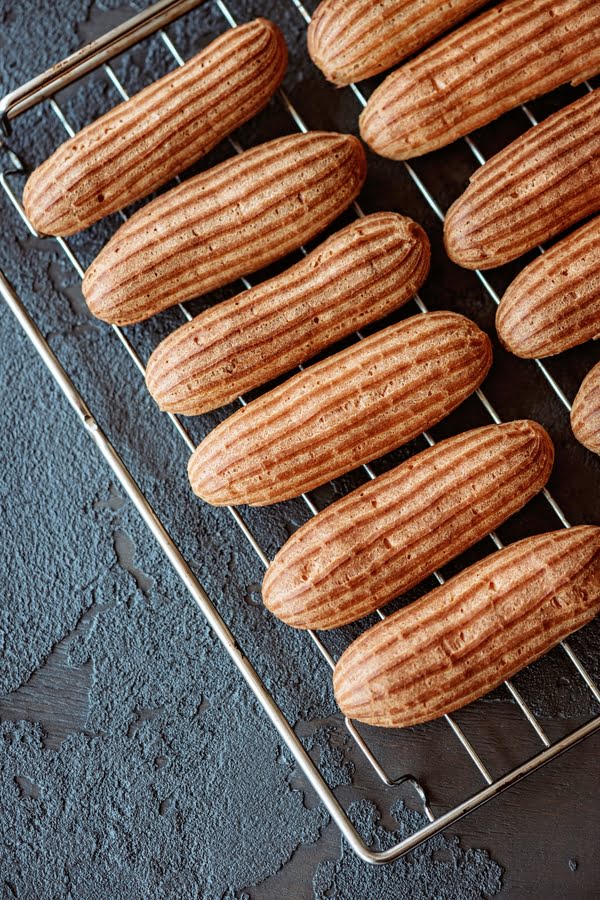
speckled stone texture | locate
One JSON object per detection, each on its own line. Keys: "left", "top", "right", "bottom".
{"left": 0, "top": 0, "right": 598, "bottom": 897}
{"left": 312, "top": 800, "right": 502, "bottom": 899}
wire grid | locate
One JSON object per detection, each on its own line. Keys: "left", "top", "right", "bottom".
{"left": 1, "top": 0, "right": 599, "bottom": 861}
{"left": 285, "top": 0, "right": 600, "bottom": 765}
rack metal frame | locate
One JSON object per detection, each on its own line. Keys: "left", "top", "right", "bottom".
{"left": 1, "top": 0, "right": 598, "bottom": 865}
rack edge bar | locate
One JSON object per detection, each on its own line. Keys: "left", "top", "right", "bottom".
{"left": 2, "top": 0, "right": 599, "bottom": 863}
{"left": 3, "top": 267, "right": 600, "bottom": 865}
{"left": 0, "top": 269, "right": 374, "bottom": 865}
{"left": 0, "top": 0, "right": 206, "bottom": 131}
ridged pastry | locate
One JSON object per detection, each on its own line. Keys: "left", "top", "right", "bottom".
{"left": 571, "top": 363, "right": 600, "bottom": 455}
{"left": 23, "top": 19, "right": 287, "bottom": 237}
{"left": 444, "top": 89, "right": 600, "bottom": 269}
{"left": 188, "top": 311, "right": 492, "bottom": 506}
{"left": 360, "top": 0, "right": 600, "bottom": 160}
{"left": 263, "top": 421, "right": 554, "bottom": 630}
{"left": 334, "top": 526, "right": 600, "bottom": 728}
{"left": 307, "top": 0, "right": 488, "bottom": 86}
{"left": 496, "top": 217, "right": 600, "bottom": 358}
{"left": 145, "top": 213, "right": 430, "bottom": 415}
{"left": 82, "top": 132, "right": 367, "bottom": 325}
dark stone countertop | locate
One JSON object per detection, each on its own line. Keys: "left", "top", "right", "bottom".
{"left": 0, "top": 1, "right": 598, "bottom": 897}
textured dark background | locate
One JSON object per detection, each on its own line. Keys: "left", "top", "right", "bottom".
{"left": 0, "top": 0, "right": 599, "bottom": 897}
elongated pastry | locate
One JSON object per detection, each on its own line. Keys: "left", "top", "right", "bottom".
{"left": 82, "top": 132, "right": 367, "bottom": 325}
{"left": 263, "top": 421, "right": 554, "bottom": 630}
{"left": 307, "top": 0, "right": 488, "bottom": 86}
{"left": 188, "top": 311, "right": 492, "bottom": 506}
{"left": 360, "top": 0, "right": 600, "bottom": 160}
{"left": 571, "top": 363, "right": 600, "bottom": 454}
{"left": 444, "top": 89, "right": 600, "bottom": 269}
{"left": 23, "top": 19, "right": 287, "bottom": 237}
{"left": 496, "top": 217, "right": 600, "bottom": 358}
{"left": 334, "top": 526, "right": 600, "bottom": 728}
{"left": 145, "top": 213, "right": 430, "bottom": 415}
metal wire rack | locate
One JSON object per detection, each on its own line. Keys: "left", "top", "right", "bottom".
{"left": 1, "top": 0, "right": 599, "bottom": 865}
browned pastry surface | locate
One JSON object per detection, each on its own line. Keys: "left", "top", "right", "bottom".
{"left": 496, "top": 217, "right": 600, "bottom": 358}
{"left": 307, "top": 0, "right": 487, "bottom": 86}
{"left": 444, "top": 89, "right": 600, "bottom": 269}
{"left": 187, "top": 311, "right": 492, "bottom": 506}
{"left": 145, "top": 212, "right": 430, "bottom": 415}
{"left": 263, "top": 421, "right": 554, "bottom": 630}
{"left": 334, "top": 526, "right": 600, "bottom": 728}
{"left": 23, "top": 19, "right": 287, "bottom": 237}
{"left": 359, "top": 0, "right": 600, "bottom": 160}
{"left": 571, "top": 363, "right": 600, "bottom": 455}
{"left": 82, "top": 131, "right": 367, "bottom": 325}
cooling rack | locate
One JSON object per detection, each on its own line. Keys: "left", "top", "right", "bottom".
{"left": 1, "top": 0, "right": 599, "bottom": 865}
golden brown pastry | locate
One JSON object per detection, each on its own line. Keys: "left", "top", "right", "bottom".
{"left": 360, "top": 0, "right": 600, "bottom": 161}
{"left": 23, "top": 19, "right": 287, "bottom": 236}
{"left": 444, "top": 89, "right": 600, "bottom": 269}
{"left": 496, "top": 217, "right": 600, "bottom": 358}
{"left": 263, "top": 421, "right": 554, "bottom": 630}
{"left": 307, "top": 0, "right": 488, "bottom": 86}
{"left": 145, "top": 213, "right": 430, "bottom": 415}
{"left": 571, "top": 363, "right": 600, "bottom": 454}
{"left": 334, "top": 526, "right": 600, "bottom": 728}
{"left": 82, "top": 132, "right": 367, "bottom": 325}
{"left": 187, "top": 311, "right": 492, "bottom": 506}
